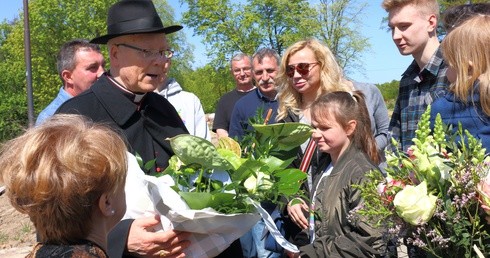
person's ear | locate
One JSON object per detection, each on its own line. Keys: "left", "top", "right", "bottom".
{"left": 98, "top": 193, "right": 115, "bottom": 217}
{"left": 109, "top": 44, "right": 120, "bottom": 64}
{"left": 61, "top": 70, "right": 73, "bottom": 85}
{"left": 427, "top": 13, "right": 437, "bottom": 33}
{"left": 345, "top": 120, "right": 357, "bottom": 137}
{"left": 468, "top": 61, "right": 474, "bottom": 76}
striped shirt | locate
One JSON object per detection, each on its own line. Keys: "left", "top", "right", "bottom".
{"left": 389, "top": 47, "right": 449, "bottom": 151}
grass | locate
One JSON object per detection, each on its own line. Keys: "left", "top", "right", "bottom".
{"left": 0, "top": 232, "right": 8, "bottom": 244}
{"left": 11, "top": 222, "right": 33, "bottom": 242}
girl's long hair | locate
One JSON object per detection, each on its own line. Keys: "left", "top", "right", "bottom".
{"left": 310, "top": 90, "right": 380, "bottom": 164}
{"left": 442, "top": 15, "right": 490, "bottom": 116}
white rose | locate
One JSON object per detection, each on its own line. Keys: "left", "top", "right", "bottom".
{"left": 393, "top": 181, "right": 437, "bottom": 225}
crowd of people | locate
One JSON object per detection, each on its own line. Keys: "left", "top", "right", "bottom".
{"left": 1, "top": 0, "right": 490, "bottom": 257}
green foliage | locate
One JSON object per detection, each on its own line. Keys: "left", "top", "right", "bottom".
{"left": 180, "top": 64, "right": 234, "bottom": 113}
{"left": 376, "top": 80, "right": 399, "bottom": 101}
{"left": 181, "top": 0, "right": 369, "bottom": 74}
{"left": 0, "top": 0, "right": 387, "bottom": 141}
{"left": 0, "top": 0, "right": 116, "bottom": 141}
{"left": 0, "top": 0, "right": 193, "bottom": 141}
{"left": 168, "top": 134, "right": 234, "bottom": 170}
{"left": 162, "top": 123, "right": 310, "bottom": 214}
{"left": 0, "top": 92, "right": 28, "bottom": 142}
{"left": 377, "top": 79, "right": 399, "bottom": 111}
{"left": 357, "top": 107, "right": 490, "bottom": 257}
{"left": 313, "top": 0, "right": 371, "bottom": 76}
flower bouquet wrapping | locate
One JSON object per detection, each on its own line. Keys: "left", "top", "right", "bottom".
{"left": 124, "top": 122, "right": 311, "bottom": 257}
{"left": 355, "top": 107, "right": 490, "bottom": 258}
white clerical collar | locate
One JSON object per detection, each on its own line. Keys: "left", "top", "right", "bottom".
{"left": 106, "top": 75, "right": 146, "bottom": 103}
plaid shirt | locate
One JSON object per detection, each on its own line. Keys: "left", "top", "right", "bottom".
{"left": 389, "top": 47, "right": 449, "bottom": 151}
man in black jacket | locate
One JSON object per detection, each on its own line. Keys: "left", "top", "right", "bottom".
{"left": 56, "top": 0, "right": 192, "bottom": 257}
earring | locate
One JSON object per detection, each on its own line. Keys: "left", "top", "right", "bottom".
{"left": 110, "top": 209, "right": 115, "bottom": 216}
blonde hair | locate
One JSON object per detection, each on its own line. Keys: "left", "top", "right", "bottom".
{"left": 0, "top": 114, "right": 128, "bottom": 244}
{"left": 276, "top": 38, "right": 350, "bottom": 121}
{"left": 382, "top": 0, "right": 440, "bottom": 18}
{"left": 310, "top": 91, "right": 380, "bottom": 165}
{"left": 441, "top": 15, "right": 490, "bottom": 116}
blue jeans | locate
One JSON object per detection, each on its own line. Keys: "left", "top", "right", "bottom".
{"left": 240, "top": 219, "right": 282, "bottom": 258}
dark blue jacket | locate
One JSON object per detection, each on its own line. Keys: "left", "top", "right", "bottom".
{"left": 229, "top": 88, "right": 279, "bottom": 140}
{"left": 430, "top": 83, "right": 490, "bottom": 152}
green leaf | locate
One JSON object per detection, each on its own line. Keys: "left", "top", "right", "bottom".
{"left": 144, "top": 159, "right": 157, "bottom": 171}
{"left": 179, "top": 192, "right": 235, "bottom": 210}
{"left": 253, "top": 123, "right": 313, "bottom": 152}
{"left": 274, "top": 168, "right": 307, "bottom": 196}
{"left": 259, "top": 156, "right": 290, "bottom": 171}
{"left": 167, "top": 134, "right": 233, "bottom": 170}
{"left": 217, "top": 148, "right": 244, "bottom": 170}
{"left": 232, "top": 159, "right": 264, "bottom": 182}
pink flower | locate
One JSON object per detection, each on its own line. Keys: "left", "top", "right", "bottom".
{"left": 407, "top": 148, "right": 415, "bottom": 160}
{"left": 388, "top": 178, "right": 405, "bottom": 188}
{"left": 477, "top": 175, "right": 490, "bottom": 216}
{"left": 378, "top": 178, "right": 406, "bottom": 205}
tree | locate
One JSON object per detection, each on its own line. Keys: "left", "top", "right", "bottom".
{"left": 181, "top": 0, "right": 370, "bottom": 76}
{"left": 180, "top": 64, "right": 233, "bottom": 113}
{"left": 0, "top": 0, "right": 192, "bottom": 141}
{"left": 181, "top": 0, "right": 317, "bottom": 64}
{"left": 313, "top": 0, "right": 371, "bottom": 76}
{"left": 246, "top": 0, "right": 315, "bottom": 54}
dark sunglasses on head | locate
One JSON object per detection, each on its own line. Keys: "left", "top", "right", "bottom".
{"left": 286, "top": 62, "right": 319, "bottom": 78}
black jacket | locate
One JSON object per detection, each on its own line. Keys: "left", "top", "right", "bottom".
{"left": 56, "top": 74, "right": 188, "bottom": 171}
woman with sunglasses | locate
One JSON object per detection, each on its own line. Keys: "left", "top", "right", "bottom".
{"left": 276, "top": 38, "right": 351, "bottom": 126}
{"left": 274, "top": 39, "right": 352, "bottom": 247}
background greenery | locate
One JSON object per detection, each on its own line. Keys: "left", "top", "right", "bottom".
{"left": 0, "top": 0, "right": 481, "bottom": 142}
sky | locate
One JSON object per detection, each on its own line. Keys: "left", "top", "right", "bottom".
{"left": 2, "top": 1, "right": 413, "bottom": 84}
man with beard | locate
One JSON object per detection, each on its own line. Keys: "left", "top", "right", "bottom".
{"left": 229, "top": 48, "right": 280, "bottom": 140}
{"left": 229, "top": 48, "right": 282, "bottom": 258}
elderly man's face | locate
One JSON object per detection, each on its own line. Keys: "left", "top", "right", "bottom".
{"left": 110, "top": 33, "right": 172, "bottom": 93}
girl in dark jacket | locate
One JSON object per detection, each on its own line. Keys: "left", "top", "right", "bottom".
{"left": 289, "top": 91, "right": 386, "bottom": 258}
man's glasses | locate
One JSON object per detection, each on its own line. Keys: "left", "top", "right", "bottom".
{"left": 116, "top": 43, "right": 174, "bottom": 60}
{"left": 286, "top": 62, "right": 319, "bottom": 78}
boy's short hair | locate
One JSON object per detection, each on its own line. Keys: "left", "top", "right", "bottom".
{"left": 382, "top": 0, "right": 440, "bottom": 18}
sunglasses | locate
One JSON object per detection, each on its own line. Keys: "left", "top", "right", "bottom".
{"left": 286, "top": 62, "right": 319, "bottom": 78}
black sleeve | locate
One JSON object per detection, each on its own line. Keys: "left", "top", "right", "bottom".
{"left": 212, "top": 96, "right": 229, "bottom": 132}
{"left": 107, "top": 219, "right": 134, "bottom": 258}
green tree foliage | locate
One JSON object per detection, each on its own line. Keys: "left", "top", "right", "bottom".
{"left": 180, "top": 64, "right": 233, "bottom": 113}
{"left": 313, "top": 0, "right": 371, "bottom": 75}
{"left": 376, "top": 80, "right": 399, "bottom": 101}
{"left": 181, "top": 0, "right": 369, "bottom": 75}
{"left": 180, "top": 0, "right": 371, "bottom": 110}
{"left": 0, "top": 0, "right": 192, "bottom": 141}
{"left": 0, "top": 0, "right": 116, "bottom": 141}
{"left": 245, "top": 0, "right": 315, "bottom": 54}
{"left": 376, "top": 79, "right": 399, "bottom": 111}
{"left": 0, "top": 92, "right": 28, "bottom": 142}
